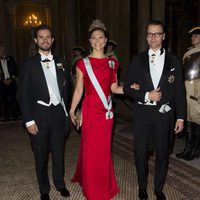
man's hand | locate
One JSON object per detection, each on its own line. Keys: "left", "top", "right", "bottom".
{"left": 3, "top": 79, "right": 12, "bottom": 86}
{"left": 149, "top": 87, "right": 162, "bottom": 102}
{"left": 174, "top": 120, "right": 184, "bottom": 134}
{"left": 27, "top": 124, "right": 38, "bottom": 135}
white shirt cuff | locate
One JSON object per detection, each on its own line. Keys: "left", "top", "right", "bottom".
{"left": 25, "top": 120, "right": 36, "bottom": 127}
{"left": 144, "top": 92, "right": 150, "bottom": 102}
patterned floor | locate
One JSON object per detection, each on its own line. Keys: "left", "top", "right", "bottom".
{"left": 0, "top": 119, "right": 200, "bottom": 200}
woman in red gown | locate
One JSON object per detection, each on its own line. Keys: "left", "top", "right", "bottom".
{"left": 69, "top": 19, "right": 124, "bottom": 200}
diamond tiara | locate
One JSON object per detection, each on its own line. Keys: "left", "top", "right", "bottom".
{"left": 89, "top": 19, "right": 107, "bottom": 32}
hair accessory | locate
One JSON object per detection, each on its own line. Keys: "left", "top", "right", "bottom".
{"left": 107, "top": 40, "right": 118, "bottom": 46}
{"left": 89, "top": 19, "right": 107, "bottom": 32}
{"left": 188, "top": 26, "right": 200, "bottom": 35}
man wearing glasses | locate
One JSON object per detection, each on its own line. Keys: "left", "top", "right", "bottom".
{"left": 124, "top": 21, "right": 186, "bottom": 200}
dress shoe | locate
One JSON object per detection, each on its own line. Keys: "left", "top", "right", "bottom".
{"left": 40, "top": 194, "right": 50, "bottom": 200}
{"left": 194, "top": 151, "right": 200, "bottom": 158}
{"left": 138, "top": 189, "right": 148, "bottom": 200}
{"left": 182, "top": 151, "right": 194, "bottom": 161}
{"left": 155, "top": 191, "right": 166, "bottom": 200}
{"left": 176, "top": 149, "right": 194, "bottom": 161}
{"left": 176, "top": 152, "right": 184, "bottom": 159}
{"left": 60, "top": 188, "right": 70, "bottom": 197}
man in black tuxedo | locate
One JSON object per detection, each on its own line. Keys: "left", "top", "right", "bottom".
{"left": 124, "top": 21, "right": 186, "bottom": 200}
{"left": 0, "top": 44, "right": 19, "bottom": 121}
{"left": 18, "top": 25, "right": 71, "bottom": 200}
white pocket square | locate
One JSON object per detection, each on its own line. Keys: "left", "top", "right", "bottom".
{"left": 159, "top": 104, "right": 171, "bottom": 113}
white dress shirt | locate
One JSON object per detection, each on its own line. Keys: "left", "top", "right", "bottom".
{"left": 149, "top": 48, "right": 165, "bottom": 89}
{"left": 26, "top": 52, "right": 63, "bottom": 127}
{"left": 144, "top": 48, "right": 165, "bottom": 105}
{"left": 1, "top": 58, "right": 10, "bottom": 79}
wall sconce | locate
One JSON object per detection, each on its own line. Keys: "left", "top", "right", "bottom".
{"left": 24, "top": 14, "right": 42, "bottom": 27}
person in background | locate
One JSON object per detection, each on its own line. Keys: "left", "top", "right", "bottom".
{"left": 18, "top": 25, "right": 71, "bottom": 200}
{"left": 27, "top": 40, "right": 38, "bottom": 58}
{"left": 124, "top": 20, "right": 186, "bottom": 200}
{"left": 176, "top": 26, "right": 200, "bottom": 161}
{"left": 71, "top": 46, "right": 85, "bottom": 76}
{"left": 105, "top": 40, "right": 121, "bottom": 82}
{"left": 105, "top": 39, "right": 118, "bottom": 60}
{"left": 0, "top": 43, "right": 19, "bottom": 122}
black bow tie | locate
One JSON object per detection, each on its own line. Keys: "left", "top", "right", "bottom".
{"left": 41, "top": 58, "right": 51, "bottom": 62}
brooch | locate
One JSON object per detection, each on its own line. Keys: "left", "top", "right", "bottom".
{"left": 108, "top": 60, "right": 115, "bottom": 69}
{"left": 167, "top": 75, "right": 175, "bottom": 83}
{"left": 56, "top": 63, "right": 65, "bottom": 71}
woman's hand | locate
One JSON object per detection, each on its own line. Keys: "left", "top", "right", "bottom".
{"left": 69, "top": 110, "right": 76, "bottom": 125}
{"left": 75, "top": 109, "right": 82, "bottom": 130}
{"left": 69, "top": 109, "right": 82, "bottom": 130}
{"left": 130, "top": 83, "right": 140, "bottom": 90}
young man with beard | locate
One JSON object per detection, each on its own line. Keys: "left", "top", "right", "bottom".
{"left": 18, "top": 25, "right": 71, "bottom": 200}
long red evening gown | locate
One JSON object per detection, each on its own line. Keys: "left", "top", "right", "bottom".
{"left": 71, "top": 57, "right": 119, "bottom": 200}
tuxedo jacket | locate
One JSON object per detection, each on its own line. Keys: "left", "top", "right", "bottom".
{"left": 0, "top": 56, "right": 17, "bottom": 81}
{"left": 124, "top": 49, "right": 186, "bottom": 120}
{"left": 18, "top": 53, "right": 71, "bottom": 124}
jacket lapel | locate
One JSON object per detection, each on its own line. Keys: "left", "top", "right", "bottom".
{"left": 35, "top": 53, "right": 50, "bottom": 98}
{"left": 54, "top": 57, "right": 64, "bottom": 96}
{"left": 142, "top": 50, "right": 155, "bottom": 89}
{"left": 158, "top": 51, "right": 171, "bottom": 87}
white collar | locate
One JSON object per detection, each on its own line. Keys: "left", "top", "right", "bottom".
{"left": 39, "top": 52, "right": 53, "bottom": 61}
{"left": 148, "top": 48, "right": 164, "bottom": 57}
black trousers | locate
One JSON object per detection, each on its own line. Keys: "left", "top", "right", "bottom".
{"left": 0, "top": 79, "right": 19, "bottom": 119}
{"left": 133, "top": 105, "right": 171, "bottom": 192}
{"left": 30, "top": 104, "right": 69, "bottom": 195}
{"left": 187, "top": 121, "right": 200, "bottom": 156}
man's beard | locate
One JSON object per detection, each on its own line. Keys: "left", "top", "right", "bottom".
{"left": 38, "top": 43, "right": 52, "bottom": 52}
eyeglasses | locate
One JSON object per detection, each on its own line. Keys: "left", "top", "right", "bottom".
{"left": 146, "top": 32, "right": 163, "bottom": 38}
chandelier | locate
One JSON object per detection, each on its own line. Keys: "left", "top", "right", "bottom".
{"left": 24, "top": 14, "right": 42, "bottom": 26}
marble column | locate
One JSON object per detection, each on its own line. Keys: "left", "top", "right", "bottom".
{"left": 137, "top": 0, "right": 150, "bottom": 52}
{"left": 5, "top": 1, "right": 17, "bottom": 59}
{"left": 60, "top": 0, "right": 77, "bottom": 65}
{"left": 151, "top": 0, "right": 165, "bottom": 23}
{"left": 95, "top": 0, "right": 103, "bottom": 18}
{"left": 198, "top": 0, "right": 200, "bottom": 22}
{"left": 0, "top": 0, "right": 7, "bottom": 46}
